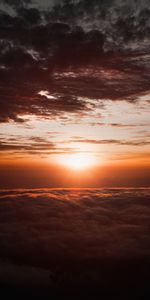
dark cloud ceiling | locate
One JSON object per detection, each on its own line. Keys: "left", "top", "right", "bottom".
{"left": 0, "top": 0, "right": 150, "bottom": 123}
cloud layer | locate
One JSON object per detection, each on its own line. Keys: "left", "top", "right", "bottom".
{"left": 0, "top": 188, "right": 149, "bottom": 280}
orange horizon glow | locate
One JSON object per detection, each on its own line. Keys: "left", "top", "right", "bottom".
{"left": 0, "top": 158, "right": 149, "bottom": 189}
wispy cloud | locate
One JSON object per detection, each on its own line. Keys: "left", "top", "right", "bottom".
{"left": 68, "top": 138, "right": 150, "bottom": 147}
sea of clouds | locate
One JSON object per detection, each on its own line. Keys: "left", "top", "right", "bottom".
{"left": 0, "top": 188, "right": 150, "bottom": 298}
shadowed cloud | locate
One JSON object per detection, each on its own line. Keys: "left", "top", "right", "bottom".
{"left": 0, "top": 0, "right": 149, "bottom": 122}
{"left": 0, "top": 188, "right": 149, "bottom": 296}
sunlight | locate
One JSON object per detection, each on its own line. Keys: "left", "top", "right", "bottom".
{"left": 60, "top": 153, "right": 96, "bottom": 170}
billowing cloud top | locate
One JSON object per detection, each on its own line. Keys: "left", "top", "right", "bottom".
{"left": 0, "top": 188, "right": 150, "bottom": 293}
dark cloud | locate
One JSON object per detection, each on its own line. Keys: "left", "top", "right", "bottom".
{"left": 0, "top": 0, "right": 149, "bottom": 122}
{"left": 69, "top": 137, "right": 150, "bottom": 146}
{"left": 0, "top": 142, "right": 54, "bottom": 152}
{"left": 1, "top": 0, "right": 150, "bottom": 49}
{"left": 108, "top": 123, "right": 138, "bottom": 128}
{"left": 0, "top": 136, "right": 79, "bottom": 156}
{"left": 44, "top": 0, "right": 150, "bottom": 49}
{"left": 90, "top": 122, "right": 139, "bottom": 127}
{"left": 0, "top": 259, "right": 50, "bottom": 288}
{"left": 0, "top": 188, "right": 149, "bottom": 294}
{"left": 1, "top": 135, "right": 149, "bottom": 157}
{"left": 1, "top": 0, "right": 32, "bottom": 9}
{"left": 0, "top": 53, "right": 150, "bottom": 123}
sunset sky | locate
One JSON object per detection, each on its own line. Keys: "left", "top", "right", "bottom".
{"left": 0, "top": 0, "right": 150, "bottom": 187}
{"left": 0, "top": 2, "right": 150, "bottom": 298}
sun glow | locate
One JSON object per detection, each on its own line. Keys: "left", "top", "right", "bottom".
{"left": 60, "top": 153, "right": 96, "bottom": 170}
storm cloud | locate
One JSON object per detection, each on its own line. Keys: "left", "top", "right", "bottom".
{"left": 0, "top": 0, "right": 150, "bottom": 122}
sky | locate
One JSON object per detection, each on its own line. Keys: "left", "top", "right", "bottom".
{"left": 0, "top": 0, "right": 150, "bottom": 187}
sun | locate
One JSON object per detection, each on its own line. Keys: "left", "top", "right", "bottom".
{"left": 60, "top": 153, "right": 96, "bottom": 170}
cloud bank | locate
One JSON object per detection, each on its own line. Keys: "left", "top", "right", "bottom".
{"left": 0, "top": 188, "right": 149, "bottom": 267}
